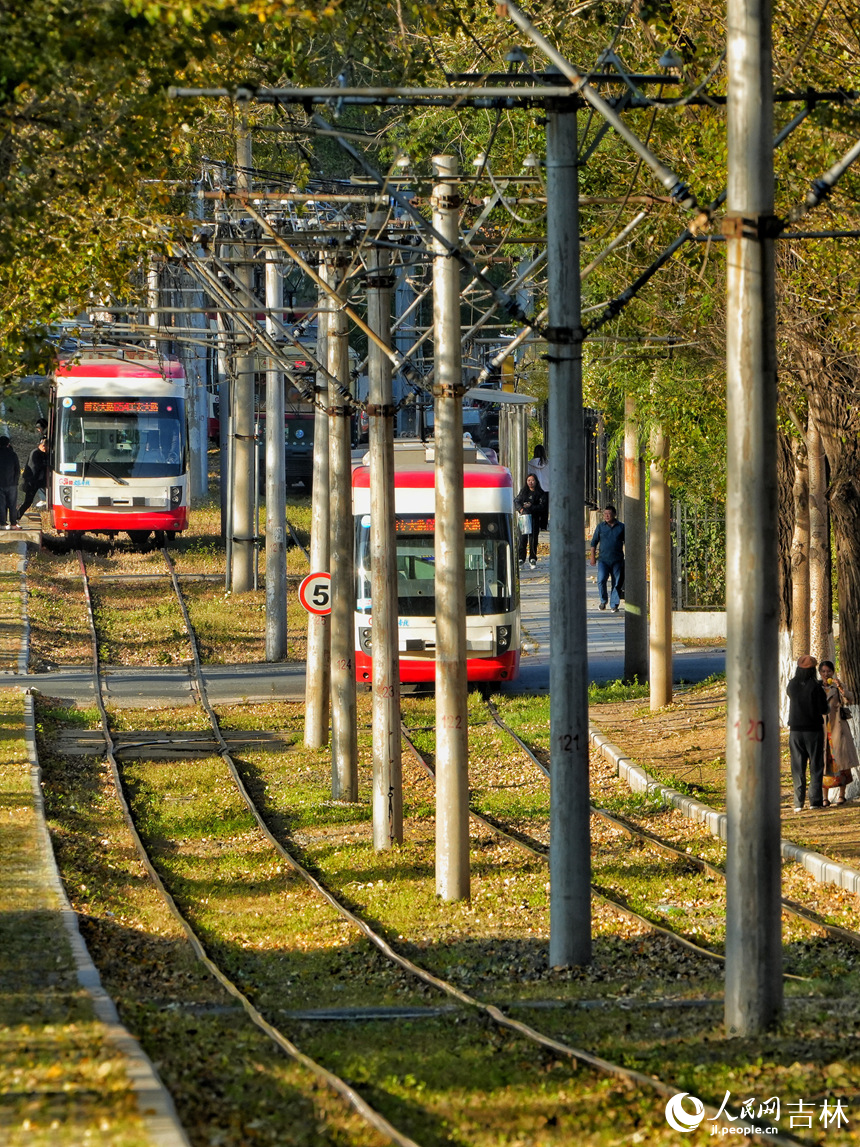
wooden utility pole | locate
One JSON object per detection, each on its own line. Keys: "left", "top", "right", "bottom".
{"left": 327, "top": 253, "right": 358, "bottom": 801}
{"left": 231, "top": 124, "right": 256, "bottom": 593}
{"left": 304, "top": 271, "right": 331, "bottom": 748}
{"left": 264, "top": 247, "right": 287, "bottom": 660}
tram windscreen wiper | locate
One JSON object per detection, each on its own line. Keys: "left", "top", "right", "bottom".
{"left": 80, "top": 453, "right": 129, "bottom": 485}
{"left": 465, "top": 587, "right": 485, "bottom": 616}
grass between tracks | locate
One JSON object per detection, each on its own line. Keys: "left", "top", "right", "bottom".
{"left": 25, "top": 491, "right": 313, "bottom": 670}
{"left": 32, "top": 686, "right": 860, "bottom": 1145}
{"left": 0, "top": 689, "right": 149, "bottom": 1146}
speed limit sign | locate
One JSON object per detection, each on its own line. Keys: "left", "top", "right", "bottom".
{"left": 298, "top": 571, "right": 332, "bottom": 615}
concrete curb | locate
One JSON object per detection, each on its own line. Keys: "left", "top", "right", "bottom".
{"left": 589, "top": 728, "right": 860, "bottom": 895}
{"left": 23, "top": 692, "right": 191, "bottom": 1147}
{"left": 17, "top": 543, "right": 29, "bottom": 676}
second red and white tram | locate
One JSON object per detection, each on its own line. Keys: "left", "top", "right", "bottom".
{"left": 50, "top": 347, "right": 189, "bottom": 544}
{"left": 353, "top": 442, "right": 521, "bottom": 685}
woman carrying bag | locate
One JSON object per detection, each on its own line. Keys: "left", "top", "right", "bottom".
{"left": 514, "top": 474, "right": 547, "bottom": 569}
{"left": 819, "top": 660, "right": 859, "bottom": 806}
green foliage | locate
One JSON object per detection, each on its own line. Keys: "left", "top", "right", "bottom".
{"left": 588, "top": 677, "right": 650, "bottom": 703}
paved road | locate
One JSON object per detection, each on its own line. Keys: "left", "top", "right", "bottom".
{"left": 512, "top": 550, "right": 725, "bottom": 692}
{"left": 10, "top": 549, "right": 724, "bottom": 705}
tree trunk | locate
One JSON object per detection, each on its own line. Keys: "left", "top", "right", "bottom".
{"left": 807, "top": 420, "right": 834, "bottom": 666}
{"left": 790, "top": 433, "right": 810, "bottom": 659}
{"left": 777, "top": 430, "right": 795, "bottom": 726}
{"left": 798, "top": 341, "right": 859, "bottom": 696}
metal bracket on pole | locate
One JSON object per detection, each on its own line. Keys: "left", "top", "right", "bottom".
{"left": 432, "top": 384, "right": 466, "bottom": 400}
{"left": 721, "top": 214, "right": 785, "bottom": 240}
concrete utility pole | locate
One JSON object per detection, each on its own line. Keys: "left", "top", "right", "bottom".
{"left": 623, "top": 396, "right": 648, "bottom": 682}
{"left": 649, "top": 426, "right": 672, "bottom": 709}
{"left": 432, "top": 155, "right": 470, "bottom": 901}
{"left": 724, "top": 0, "right": 783, "bottom": 1036}
{"left": 327, "top": 253, "right": 358, "bottom": 801}
{"left": 231, "top": 124, "right": 256, "bottom": 593}
{"left": 147, "top": 257, "right": 160, "bottom": 351}
{"left": 304, "top": 271, "right": 331, "bottom": 748}
{"left": 366, "top": 207, "right": 403, "bottom": 848}
{"left": 215, "top": 314, "right": 231, "bottom": 537}
{"left": 546, "top": 105, "right": 591, "bottom": 967}
{"left": 187, "top": 188, "right": 210, "bottom": 501}
{"left": 265, "top": 247, "right": 288, "bottom": 661}
{"left": 509, "top": 407, "right": 528, "bottom": 496}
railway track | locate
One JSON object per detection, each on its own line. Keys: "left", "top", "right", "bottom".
{"left": 25, "top": 543, "right": 852, "bottom": 1144}
{"left": 482, "top": 698, "right": 860, "bottom": 955}
{"left": 76, "top": 548, "right": 425, "bottom": 1147}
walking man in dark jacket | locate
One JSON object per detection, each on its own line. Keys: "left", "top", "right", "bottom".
{"left": 590, "top": 504, "right": 625, "bottom": 612}
{"left": 18, "top": 437, "right": 48, "bottom": 518}
{"left": 0, "top": 436, "right": 20, "bottom": 528}
{"left": 786, "top": 654, "right": 829, "bottom": 811}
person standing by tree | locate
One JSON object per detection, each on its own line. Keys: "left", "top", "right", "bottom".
{"left": 786, "top": 654, "right": 829, "bottom": 811}
{"left": 818, "top": 660, "right": 859, "bottom": 806}
{"left": 590, "top": 504, "right": 625, "bottom": 612}
{"left": 0, "top": 436, "right": 20, "bottom": 528}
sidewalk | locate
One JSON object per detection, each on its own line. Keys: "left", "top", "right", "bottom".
{"left": 514, "top": 539, "right": 725, "bottom": 690}
{"left": 0, "top": 548, "right": 188, "bottom": 1146}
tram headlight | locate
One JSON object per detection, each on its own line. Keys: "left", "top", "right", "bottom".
{"left": 495, "top": 625, "right": 511, "bottom": 653}
{"left": 359, "top": 626, "right": 373, "bottom": 653}
{"left": 170, "top": 486, "right": 182, "bottom": 505}
{"left": 60, "top": 486, "right": 72, "bottom": 506}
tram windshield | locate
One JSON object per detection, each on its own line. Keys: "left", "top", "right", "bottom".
{"left": 55, "top": 396, "right": 186, "bottom": 480}
{"left": 355, "top": 512, "right": 515, "bottom": 616}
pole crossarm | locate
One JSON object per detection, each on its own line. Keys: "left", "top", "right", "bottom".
{"left": 308, "top": 112, "right": 536, "bottom": 331}
{"left": 584, "top": 104, "right": 816, "bottom": 334}
{"left": 239, "top": 197, "right": 428, "bottom": 388}
{"left": 497, "top": 0, "right": 703, "bottom": 215}
{"left": 170, "top": 236, "right": 352, "bottom": 410}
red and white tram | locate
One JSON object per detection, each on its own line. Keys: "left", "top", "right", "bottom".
{"left": 50, "top": 347, "right": 189, "bottom": 544}
{"left": 353, "top": 442, "right": 521, "bottom": 685}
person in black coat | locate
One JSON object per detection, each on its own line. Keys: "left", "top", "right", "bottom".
{"left": 19, "top": 437, "right": 48, "bottom": 517}
{"left": 514, "top": 473, "right": 547, "bottom": 567}
{"left": 0, "top": 436, "right": 20, "bottom": 527}
{"left": 786, "top": 654, "right": 830, "bottom": 811}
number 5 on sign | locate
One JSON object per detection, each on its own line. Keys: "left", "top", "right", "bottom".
{"left": 298, "top": 572, "right": 332, "bottom": 615}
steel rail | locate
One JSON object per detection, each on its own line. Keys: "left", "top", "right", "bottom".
{"left": 74, "top": 549, "right": 427, "bottom": 1147}
{"left": 68, "top": 550, "right": 801, "bottom": 1145}
{"left": 485, "top": 700, "right": 860, "bottom": 954}
{"left": 160, "top": 552, "right": 800, "bottom": 1136}
{"left": 393, "top": 723, "right": 803, "bottom": 1143}
{"left": 397, "top": 723, "right": 729, "bottom": 966}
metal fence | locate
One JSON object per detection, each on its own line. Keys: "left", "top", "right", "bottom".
{"left": 671, "top": 502, "right": 726, "bottom": 610}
